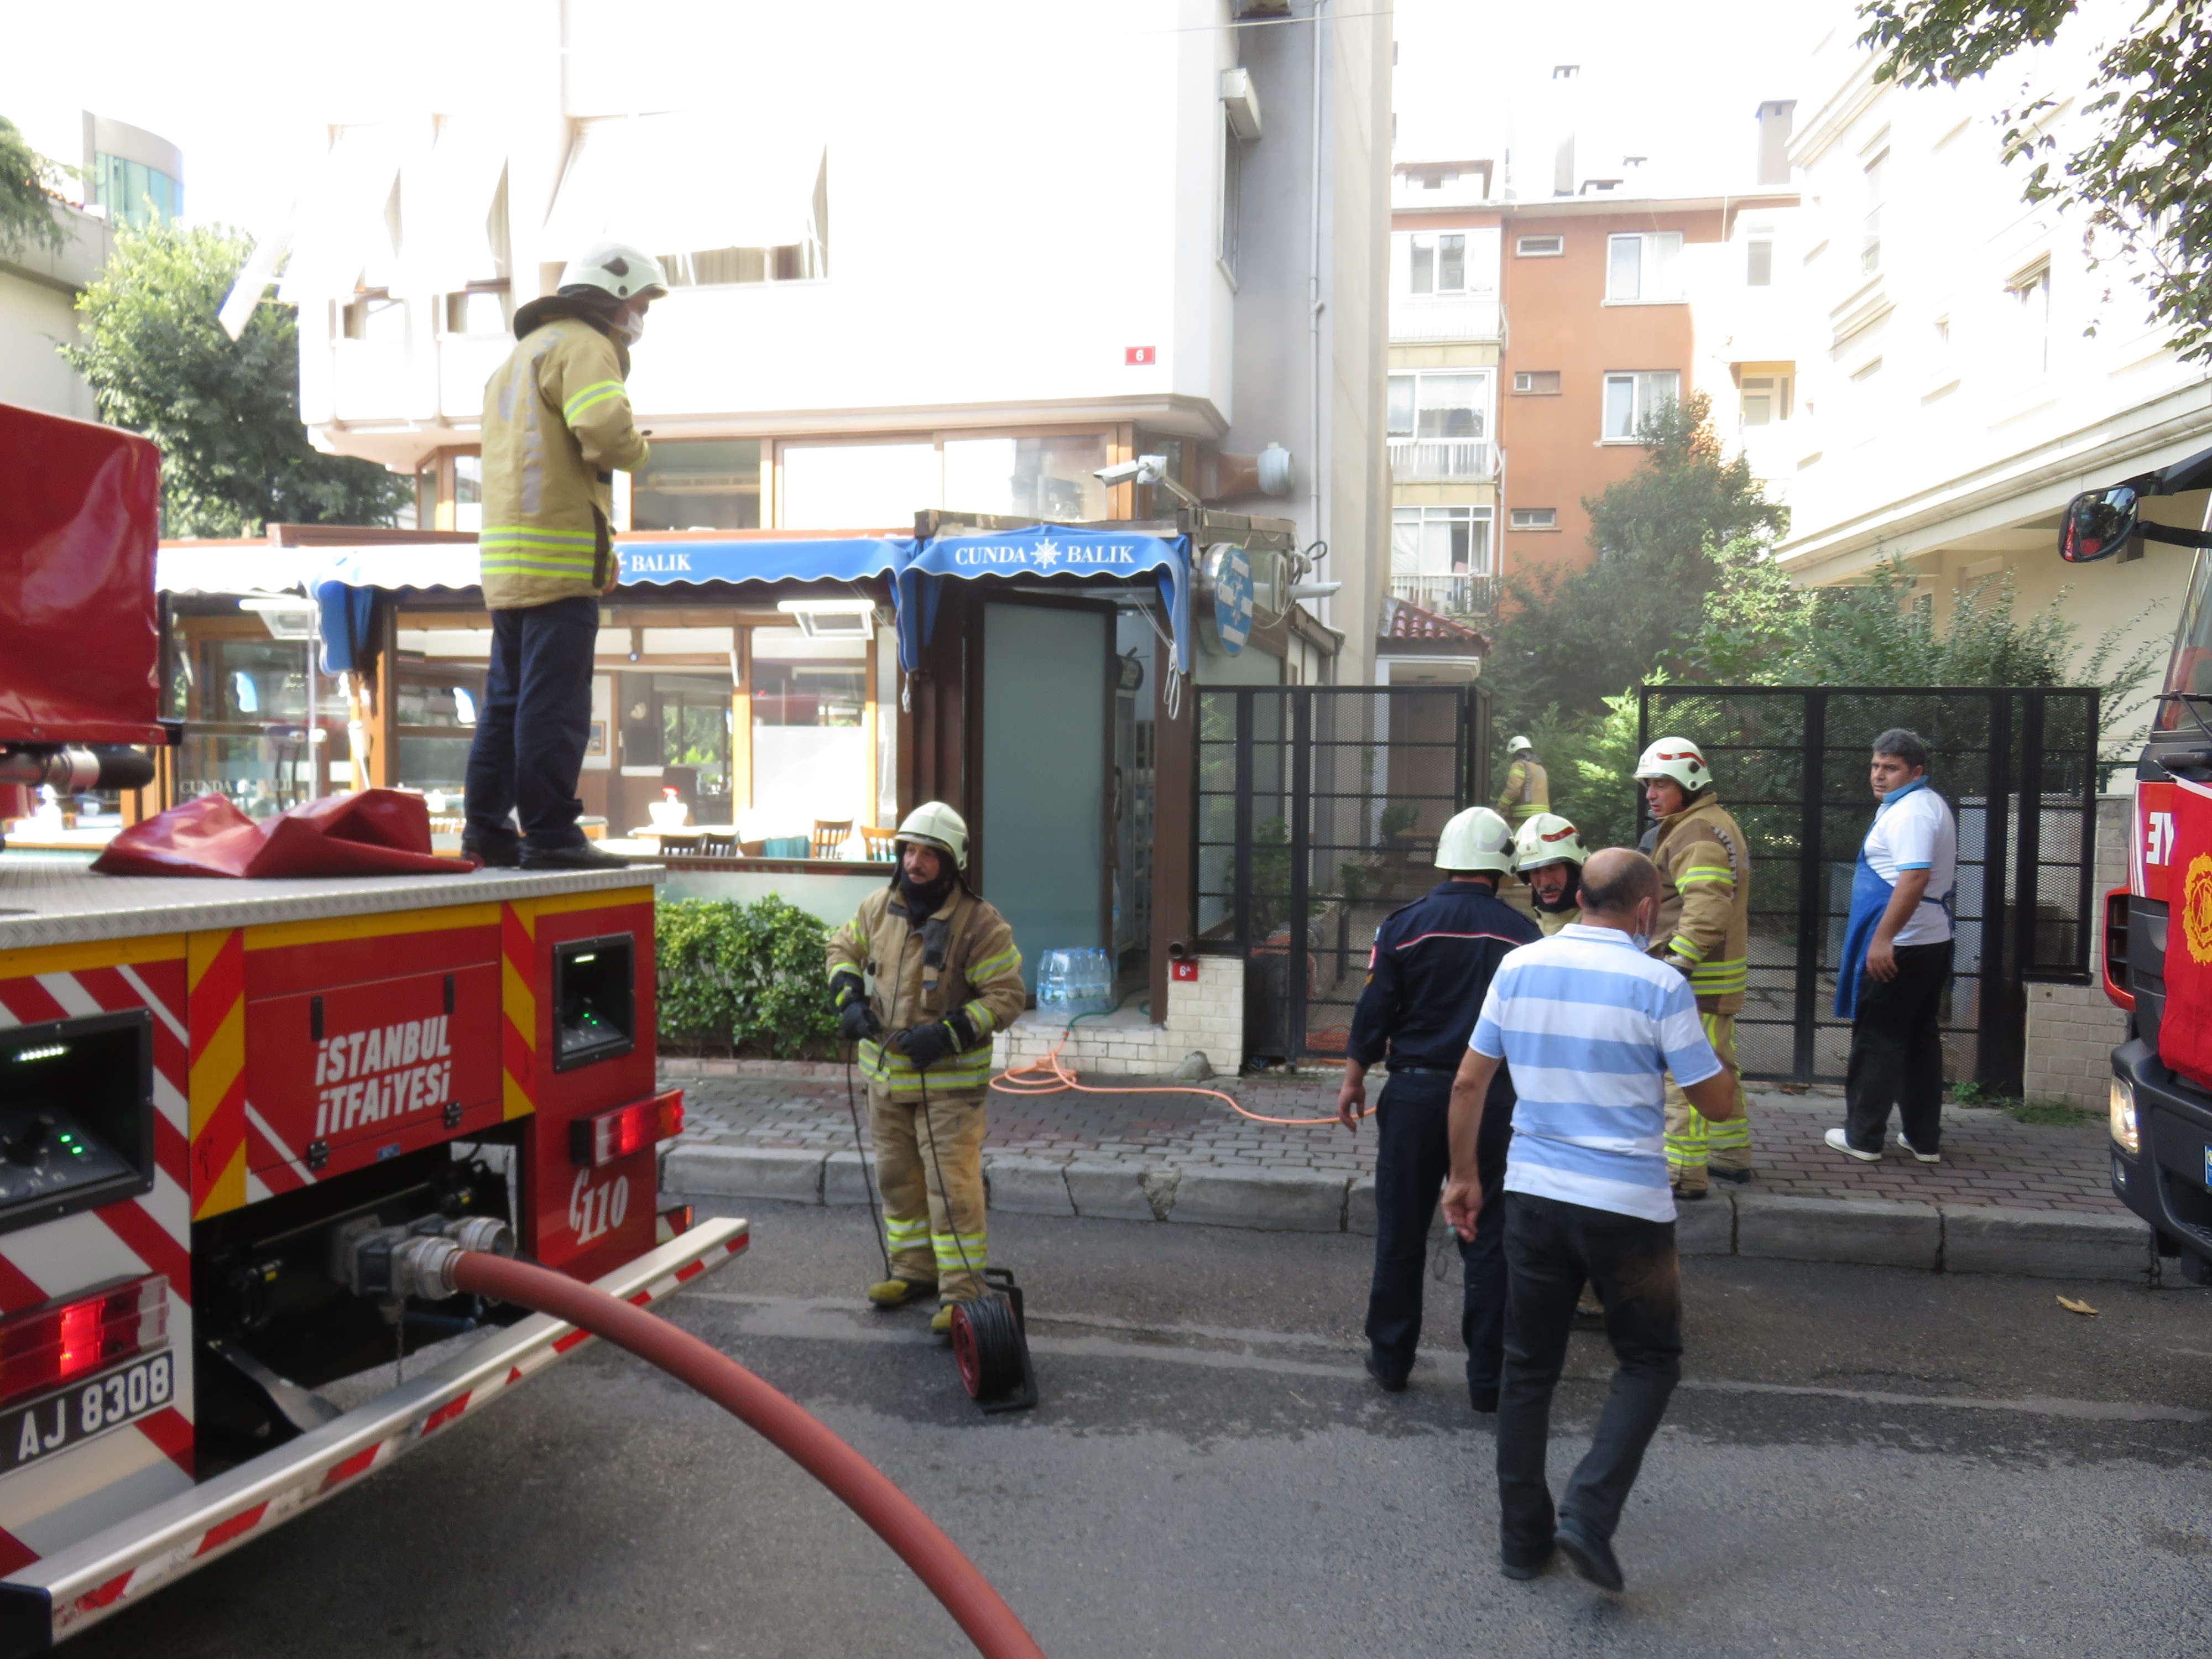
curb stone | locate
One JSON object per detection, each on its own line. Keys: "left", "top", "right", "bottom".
{"left": 1065, "top": 1162, "right": 1159, "bottom": 1222}
{"left": 663, "top": 1144, "right": 824, "bottom": 1203}
{"left": 1736, "top": 1190, "right": 1940, "bottom": 1270}
{"left": 1674, "top": 1192, "right": 1735, "bottom": 1256}
{"left": 1170, "top": 1166, "right": 1347, "bottom": 1232}
{"left": 982, "top": 1155, "right": 1077, "bottom": 1217}
{"left": 823, "top": 1149, "right": 875, "bottom": 1207}
{"left": 1943, "top": 1203, "right": 2154, "bottom": 1281}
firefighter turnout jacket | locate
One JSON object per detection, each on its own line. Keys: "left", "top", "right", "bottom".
{"left": 1651, "top": 791, "right": 1751, "bottom": 1013}
{"left": 1347, "top": 880, "right": 1541, "bottom": 1070}
{"left": 826, "top": 884, "right": 1025, "bottom": 1097}
{"left": 1495, "top": 757, "right": 1550, "bottom": 825}
{"left": 478, "top": 298, "right": 650, "bottom": 609}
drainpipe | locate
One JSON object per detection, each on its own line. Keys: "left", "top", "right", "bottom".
{"left": 1308, "top": 0, "right": 1330, "bottom": 627}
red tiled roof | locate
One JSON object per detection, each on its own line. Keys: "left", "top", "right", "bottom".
{"left": 1380, "top": 595, "right": 1488, "bottom": 645}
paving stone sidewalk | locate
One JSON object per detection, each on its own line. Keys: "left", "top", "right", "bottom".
{"left": 661, "top": 1060, "right": 2123, "bottom": 1217}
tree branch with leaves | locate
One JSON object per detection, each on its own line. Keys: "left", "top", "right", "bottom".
{"left": 0, "top": 116, "right": 73, "bottom": 260}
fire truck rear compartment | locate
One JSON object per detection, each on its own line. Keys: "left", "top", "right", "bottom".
{"left": 191, "top": 1140, "right": 515, "bottom": 1468}
{"left": 0, "top": 1013, "right": 155, "bottom": 1238}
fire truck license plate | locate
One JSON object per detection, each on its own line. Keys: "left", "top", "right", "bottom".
{"left": 1, "top": 1350, "right": 173, "bottom": 1473}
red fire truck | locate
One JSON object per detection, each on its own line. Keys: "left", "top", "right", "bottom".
{"left": 0, "top": 403, "right": 743, "bottom": 1652}
{"left": 2064, "top": 450, "right": 2212, "bottom": 1286}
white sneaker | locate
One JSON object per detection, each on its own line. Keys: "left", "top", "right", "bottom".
{"left": 1824, "top": 1127, "right": 1881, "bottom": 1163}
{"left": 1895, "top": 1132, "right": 1940, "bottom": 1164}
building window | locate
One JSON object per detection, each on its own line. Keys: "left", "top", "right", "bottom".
{"left": 943, "top": 435, "right": 1108, "bottom": 520}
{"left": 633, "top": 439, "right": 762, "bottom": 531}
{"left": 1862, "top": 149, "right": 1887, "bottom": 274}
{"left": 1515, "top": 233, "right": 1563, "bottom": 257}
{"left": 443, "top": 286, "right": 510, "bottom": 337}
{"left": 1606, "top": 232, "right": 1683, "bottom": 302}
{"left": 1220, "top": 115, "right": 1246, "bottom": 276}
{"left": 1739, "top": 374, "right": 1792, "bottom": 426}
{"left": 1510, "top": 370, "right": 1561, "bottom": 395}
{"left": 1509, "top": 508, "right": 1557, "bottom": 530}
{"left": 1391, "top": 505, "right": 1494, "bottom": 583}
{"left": 93, "top": 152, "right": 182, "bottom": 229}
{"left": 340, "top": 291, "right": 408, "bottom": 343}
{"left": 2008, "top": 259, "right": 2052, "bottom": 374}
{"left": 1746, "top": 237, "right": 1773, "bottom": 286}
{"left": 1412, "top": 232, "right": 1465, "bottom": 293}
{"left": 452, "top": 455, "right": 483, "bottom": 533}
{"left": 1601, "top": 370, "right": 1680, "bottom": 440}
{"left": 1387, "top": 371, "right": 1491, "bottom": 439}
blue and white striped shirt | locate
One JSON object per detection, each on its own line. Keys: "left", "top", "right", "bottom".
{"left": 1470, "top": 922, "right": 1722, "bottom": 1223}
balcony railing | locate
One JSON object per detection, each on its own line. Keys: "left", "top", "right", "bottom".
{"left": 1389, "top": 571, "right": 1500, "bottom": 618}
{"left": 1389, "top": 295, "right": 1505, "bottom": 344}
{"left": 1387, "top": 437, "right": 1500, "bottom": 483}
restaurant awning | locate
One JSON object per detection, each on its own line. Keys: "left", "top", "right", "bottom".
{"left": 155, "top": 536, "right": 907, "bottom": 596}
{"left": 892, "top": 526, "right": 1192, "bottom": 676}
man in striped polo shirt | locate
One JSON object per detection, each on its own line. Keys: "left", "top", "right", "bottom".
{"left": 1442, "top": 848, "right": 1740, "bottom": 1594}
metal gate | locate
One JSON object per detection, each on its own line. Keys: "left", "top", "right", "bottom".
{"left": 1637, "top": 686, "right": 2100, "bottom": 1091}
{"left": 1195, "top": 686, "right": 1488, "bottom": 1062}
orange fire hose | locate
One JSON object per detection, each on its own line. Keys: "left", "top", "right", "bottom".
{"left": 990, "top": 1016, "right": 1369, "bottom": 1128}
{"left": 449, "top": 1251, "right": 1048, "bottom": 1659}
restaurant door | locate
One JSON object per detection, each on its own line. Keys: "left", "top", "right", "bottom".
{"left": 978, "top": 599, "right": 1112, "bottom": 995}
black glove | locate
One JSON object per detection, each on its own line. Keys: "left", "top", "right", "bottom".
{"left": 838, "top": 999, "right": 881, "bottom": 1044}
{"left": 895, "top": 1020, "right": 956, "bottom": 1072}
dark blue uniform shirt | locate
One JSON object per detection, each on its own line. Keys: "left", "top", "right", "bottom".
{"left": 1346, "top": 880, "right": 1541, "bottom": 1071}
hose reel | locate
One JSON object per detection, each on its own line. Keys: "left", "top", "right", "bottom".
{"left": 949, "top": 1268, "right": 1036, "bottom": 1413}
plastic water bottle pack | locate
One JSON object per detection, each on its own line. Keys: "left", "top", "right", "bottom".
{"left": 1035, "top": 948, "right": 1115, "bottom": 1018}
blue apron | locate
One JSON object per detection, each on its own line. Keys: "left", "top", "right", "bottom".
{"left": 1835, "top": 778, "right": 1944, "bottom": 1020}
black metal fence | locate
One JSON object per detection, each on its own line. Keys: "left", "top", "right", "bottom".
{"left": 1195, "top": 686, "right": 1488, "bottom": 1062}
{"left": 1637, "top": 686, "right": 2100, "bottom": 1091}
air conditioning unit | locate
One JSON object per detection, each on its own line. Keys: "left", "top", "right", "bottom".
{"left": 776, "top": 598, "right": 878, "bottom": 639}
{"left": 1220, "top": 68, "right": 1263, "bottom": 140}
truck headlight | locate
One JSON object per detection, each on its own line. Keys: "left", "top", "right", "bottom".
{"left": 2110, "top": 1077, "right": 2140, "bottom": 1155}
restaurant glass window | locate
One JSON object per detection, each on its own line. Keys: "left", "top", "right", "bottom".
{"left": 941, "top": 435, "right": 1108, "bottom": 520}
{"left": 166, "top": 601, "right": 347, "bottom": 818}
{"left": 619, "top": 674, "right": 734, "bottom": 823}
{"left": 453, "top": 455, "right": 483, "bottom": 532}
{"left": 632, "top": 439, "right": 762, "bottom": 530}
{"left": 392, "top": 649, "right": 489, "bottom": 809}
{"left": 750, "top": 631, "right": 869, "bottom": 826}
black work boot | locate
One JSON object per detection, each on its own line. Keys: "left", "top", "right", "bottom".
{"left": 521, "top": 842, "right": 631, "bottom": 872}
{"left": 461, "top": 836, "right": 521, "bottom": 869}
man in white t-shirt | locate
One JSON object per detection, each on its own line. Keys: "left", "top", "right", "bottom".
{"left": 1827, "top": 727, "right": 1958, "bottom": 1164}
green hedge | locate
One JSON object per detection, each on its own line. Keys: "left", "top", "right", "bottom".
{"left": 655, "top": 896, "right": 839, "bottom": 1058}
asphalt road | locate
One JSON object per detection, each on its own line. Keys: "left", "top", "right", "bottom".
{"left": 71, "top": 1201, "right": 2212, "bottom": 1659}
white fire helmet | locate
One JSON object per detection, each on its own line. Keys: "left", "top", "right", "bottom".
{"left": 1514, "top": 812, "right": 1587, "bottom": 873}
{"left": 1506, "top": 734, "right": 1536, "bottom": 757}
{"left": 895, "top": 801, "right": 969, "bottom": 870}
{"left": 1433, "top": 806, "right": 1516, "bottom": 874}
{"left": 1633, "top": 736, "right": 1712, "bottom": 795}
{"left": 556, "top": 242, "right": 670, "bottom": 304}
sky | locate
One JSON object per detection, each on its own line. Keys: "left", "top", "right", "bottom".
{"left": 0, "top": 0, "right": 1831, "bottom": 237}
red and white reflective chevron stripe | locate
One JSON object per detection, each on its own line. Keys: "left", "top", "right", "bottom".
{"left": 0, "top": 960, "right": 198, "bottom": 1565}
{"left": 23, "top": 1222, "right": 748, "bottom": 1643}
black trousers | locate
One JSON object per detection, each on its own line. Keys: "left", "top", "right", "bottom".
{"left": 463, "top": 595, "right": 599, "bottom": 853}
{"left": 1496, "top": 1191, "right": 1682, "bottom": 1564}
{"left": 1363, "top": 1070, "right": 1512, "bottom": 1402}
{"left": 1844, "top": 938, "right": 1954, "bottom": 1154}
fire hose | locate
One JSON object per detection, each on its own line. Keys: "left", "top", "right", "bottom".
{"left": 413, "top": 1246, "right": 1047, "bottom": 1659}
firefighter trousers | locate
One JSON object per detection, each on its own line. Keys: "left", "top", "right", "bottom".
{"left": 868, "top": 1085, "right": 989, "bottom": 1302}
{"left": 1664, "top": 1009, "right": 1751, "bottom": 1192}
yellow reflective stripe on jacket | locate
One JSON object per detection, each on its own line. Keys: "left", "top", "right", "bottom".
{"left": 1689, "top": 956, "right": 1747, "bottom": 994}
{"left": 961, "top": 998, "right": 999, "bottom": 1038}
{"left": 857, "top": 1039, "right": 994, "bottom": 1090}
{"left": 968, "top": 945, "right": 1021, "bottom": 984}
{"left": 561, "top": 379, "right": 627, "bottom": 423}
{"left": 1666, "top": 934, "right": 1707, "bottom": 964}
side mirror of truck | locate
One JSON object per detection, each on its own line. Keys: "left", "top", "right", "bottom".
{"left": 2060, "top": 486, "right": 2139, "bottom": 562}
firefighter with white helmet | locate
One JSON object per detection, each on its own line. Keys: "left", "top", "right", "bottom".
{"left": 1495, "top": 734, "right": 1551, "bottom": 827}
{"left": 1337, "top": 805, "right": 1538, "bottom": 1409}
{"left": 463, "top": 242, "right": 669, "bottom": 872}
{"left": 1634, "top": 737, "right": 1754, "bottom": 1198}
{"left": 826, "top": 803, "right": 1026, "bottom": 1334}
{"left": 1514, "top": 812, "right": 1586, "bottom": 936}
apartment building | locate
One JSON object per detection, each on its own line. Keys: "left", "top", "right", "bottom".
{"left": 1770, "top": 6, "right": 2212, "bottom": 704}
{"left": 1386, "top": 118, "right": 1796, "bottom": 620}
{"left": 0, "top": 110, "right": 182, "bottom": 419}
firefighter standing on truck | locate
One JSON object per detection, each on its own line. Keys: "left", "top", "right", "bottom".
{"left": 464, "top": 242, "right": 665, "bottom": 873}
{"left": 827, "top": 804, "right": 1025, "bottom": 1335}
{"left": 1635, "top": 737, "right": 1753, "bottom": 1199}
{"left": 1495, "top": 734, "right": 1550, "bottom": 827}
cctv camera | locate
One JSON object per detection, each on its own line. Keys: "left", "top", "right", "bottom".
{"left": 1093, "top": 455, "right": 1166, "bottom": 488}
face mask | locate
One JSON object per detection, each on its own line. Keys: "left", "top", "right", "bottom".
{"left": 1627, "top": 900, "right": 1655, "bottom": 954}
{"left": 614, "top": 308, "right": 645, "bottom": 345}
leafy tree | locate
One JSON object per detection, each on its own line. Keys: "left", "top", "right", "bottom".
{"left": 1483, "top": 393, "right": 1789, "bottom": 728}
{"left": 61, "top": 221, "right": 409, "bottom": 535}
{"left": 0, "top": 116, "right": 71, "bottom": 259}
{"left": 1858, "top": 0, "right": 2212, "bottom": 361}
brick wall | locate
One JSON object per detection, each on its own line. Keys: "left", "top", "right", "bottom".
{"left": 2022, "top": 792, "right": 2128, "bottom": 1107}
{"left": 992, "top": 954, "right": 1246, "bottom": 1077}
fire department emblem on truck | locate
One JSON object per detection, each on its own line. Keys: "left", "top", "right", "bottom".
{"left": 2185, "top": 852, "right": 2212, "bottom": 966}
{"left": 312, "top": 1016, "right": 455, "bottom": 1137}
